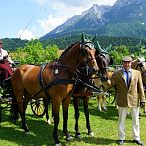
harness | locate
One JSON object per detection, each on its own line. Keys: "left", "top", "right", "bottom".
{"left": 30, "top": 63, "right": 75, "bottom": 99}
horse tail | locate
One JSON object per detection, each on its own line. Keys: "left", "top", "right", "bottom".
{"left": 10, "top": 67, "right": 22, "bottom": 123}
{"left": 10, "top": 88, "right": 19, "bottom": 123}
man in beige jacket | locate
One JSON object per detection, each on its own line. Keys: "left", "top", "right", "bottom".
{"left": 103, "top": 56, "right": 145, "bottom": 145}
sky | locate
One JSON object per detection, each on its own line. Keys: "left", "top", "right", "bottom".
{"left": 0, "top": 0, "right": 117, "bottom": 40}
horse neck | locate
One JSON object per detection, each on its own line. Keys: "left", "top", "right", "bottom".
{"left": 97, "top": 55, "right": 107, "bottom": 75}
{"left": 59, "top": 43, "right": 81, "bottom": 77}
{"left": 131, "top": 60, "right": 138, "bottom": 70}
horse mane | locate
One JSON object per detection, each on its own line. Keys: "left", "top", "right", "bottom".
{"left": 131, "top": 59, "right": 138, "bottom": 69}
{"left": 59, "top": 42, "right": 79, "bottom": 60}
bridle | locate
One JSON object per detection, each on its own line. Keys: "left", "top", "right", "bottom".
{"left": 80, "top": 42, "right": 97, "bottom": 64}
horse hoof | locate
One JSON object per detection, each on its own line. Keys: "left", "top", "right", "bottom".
{"left": 66, "top": 136, "right": 73, "bottom": 142}
{"left": 75, "top": 134, "right": 82, "bottom": 140}
{"left": 89, "top": 131, "right": 94, "bottom": 137}
{"left": 24, "top": 131, "right": 30, "bottom": 135}
{"left": 97, "top": 107, "right": 101, "bottom": 112}
{"left": 47, "top": 119, "right": 51, "bottom": 125}
{"left": 55, "top": 143, "right": 62, "bottom": 146}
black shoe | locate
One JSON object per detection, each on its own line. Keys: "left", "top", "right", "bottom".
{"left": 118, "top": 140, "right": 124, "bottom": 145}
{"left": 133, "top": 140, "right": 144, "bottom": 146}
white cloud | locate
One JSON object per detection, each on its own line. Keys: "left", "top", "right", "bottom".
{"left": 29, "top": 0, "right": 117, "bottom": 37}
{"left": 52, "top": 2, "right": 85, "bottom": 17}
{"left": 38, "top": 15, "right": 64, "bottom": 33}
{"left": 37, "top": 2, "right": 88, "bottom": 34}
{"left": 17, "top": 29, "right": 37, "bottom": 40}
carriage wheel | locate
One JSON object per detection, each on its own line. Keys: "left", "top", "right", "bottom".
{"left": 30, "top": 98, "right": 46, "bottom": 117}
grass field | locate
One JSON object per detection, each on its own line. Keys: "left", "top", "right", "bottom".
{"left": 0, "top": 98, "right": 146, "bottom": 146}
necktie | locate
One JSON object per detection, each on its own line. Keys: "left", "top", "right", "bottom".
{"left": 125, "top": 71, "right": 130, "bottom": 88}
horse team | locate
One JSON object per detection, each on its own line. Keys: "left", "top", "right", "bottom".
{"left": 3, "top": 34, "right": 146, "bottom": 146}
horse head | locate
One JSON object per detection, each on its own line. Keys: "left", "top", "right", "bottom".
{"left": 79, "top": 41, "right": 99, "bottom": 77}
{"left": 59, "top": 41, "right": 98, "bottom": 78}
{"left": 93, "top": 40, "right": 113, "bottom": 79}
{"left": 132, "top": 58, "right": 146, "bottom": 85}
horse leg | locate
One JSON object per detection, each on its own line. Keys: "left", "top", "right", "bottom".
{"left": 52, "top": 98, "right": 61, "bottom": 145}
{"left": 102, "top": 95, "right": 107, "bottom": 111}
{"left": 19, "top": 97, "right": 30, "bottom": 133}
{"left": 43, "top": 98, "right": 51, "bottom": 124}
{"left": 62, "top": 96, "right": 73, "bottom": 141}
{"left": 96, "top": 95, "right": 102, "bottom": 112}
{"left": 73, "top": 96, "right": 82, "bottom": 140}
{"left": 82, "top": 96, "right": 94, "bottom": 137}
{"left": 10, "top": 93, "right": 19, "bottom": 123}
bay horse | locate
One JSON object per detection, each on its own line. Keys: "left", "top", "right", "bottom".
{"left": 131, "top": 57, "right": 146, "bottom": 85}
{"left": 39, "top": 35, "right": 113, "bottom": 139}
{"left": 10, "top": 42, "right": 99, "bottom": 146}
{"left": 71, "top": 43, "right": 113, "bottom": 139}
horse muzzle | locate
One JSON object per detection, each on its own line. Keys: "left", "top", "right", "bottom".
{"left": 88, "top": 67, "right": 98, "bottom": 76}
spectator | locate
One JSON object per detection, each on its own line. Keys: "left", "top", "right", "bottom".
{"left": 103, "top": 56, "right": 145, "bottom": 145}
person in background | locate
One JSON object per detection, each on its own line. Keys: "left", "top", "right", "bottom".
{"left": 102, "top": 56, "right": 145, "bottom": 146}
{"left": 0, "top": 39, "right": 14, "bottom": 85}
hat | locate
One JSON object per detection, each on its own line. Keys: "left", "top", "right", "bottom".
{"left": 122, "top": 56, "right": 132, "bottom": 62}
{"left": 0, "top": 40, "right": 3, "bottom": 44}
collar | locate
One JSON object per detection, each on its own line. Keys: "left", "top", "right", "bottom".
{"left": 122, "top": 68, "right": 132, "bottom": 73}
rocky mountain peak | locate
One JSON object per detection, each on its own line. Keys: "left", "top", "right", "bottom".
{"left": 114, "top": 0, "right": 146, "bottom": 7}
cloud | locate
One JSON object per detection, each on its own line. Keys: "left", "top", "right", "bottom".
{"left": 17, "top": 29, "right": 37, "bottom": 40}
{"left": 37, "top": 2, "right": 88, "bottom": 34}
{"left": 38, "top": 15, "right": 64, "bottom": 33}
{"left": 29, "top": 0, "right": 117, "bottom": 37}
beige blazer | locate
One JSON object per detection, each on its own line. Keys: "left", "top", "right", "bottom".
{"left": 106, "top": 69, "right": 145, "bottom": 107}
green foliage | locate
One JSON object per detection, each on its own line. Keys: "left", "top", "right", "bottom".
{"left": 2, "top": 36, "right": 146, "bottom": 66}
{"left": 2, "top": 38, "right": 28, "bottom": 52}
{"left": 11, "top": 39, "right": 59, "bottom": 65}
{"left": 109, "top": 45, "right": 129, "bottom": 64}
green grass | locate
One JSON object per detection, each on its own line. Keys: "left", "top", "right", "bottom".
{"left": 0, "top": 99, "right": 146, "bottom": 146}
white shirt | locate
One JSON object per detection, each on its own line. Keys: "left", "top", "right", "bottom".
{"left": 0, "top": 48, "right": 14, "bottom": 64}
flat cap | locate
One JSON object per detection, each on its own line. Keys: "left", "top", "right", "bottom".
{"left": 122, "top": 56, "right": 132, "bottom": 62}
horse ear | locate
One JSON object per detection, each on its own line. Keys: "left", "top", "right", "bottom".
{"left": 91, "top": 35, "right": 96, "bottom": 42}
{"left": 81, "top": 32, "right": 85, "bottom": 43}
{"left": 106, "top": 44, "right": 112, "bottom": 51}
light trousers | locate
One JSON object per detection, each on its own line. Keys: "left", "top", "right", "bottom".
{"left": 118, "top": 107, "right": 140, "bottom": 140}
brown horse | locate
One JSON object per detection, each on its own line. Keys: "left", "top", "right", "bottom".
{"left": 131, "top": 58, "right": 146, "bottom": 85}
{"left": 71, "top": 52, "right": 113, "bottom": 139}
{"left": 10, "top": 42, "right": 98, "bottom": 145}
{"left": 40, "top": 36, "right": 113, "bottom": 139}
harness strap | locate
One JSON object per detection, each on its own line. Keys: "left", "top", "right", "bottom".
{"left": 45, "top": 79, "right": 75, "bottom": 90}
{"left": 30, "top": 63, "right": 75, "bottom": 99}
{"left": 38, "top": 63, "right": 50, "bottom": 98}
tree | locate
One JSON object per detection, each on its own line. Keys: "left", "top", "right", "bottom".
{"left": 109, "top": 45, "right": 129, "bottom": 65}
{"left": 11, "top": 39, "right": 59, "bottom": 65}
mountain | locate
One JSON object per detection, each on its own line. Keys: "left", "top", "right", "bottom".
{"left": 40, "top": 0, "right": 146, "bottom": 40}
